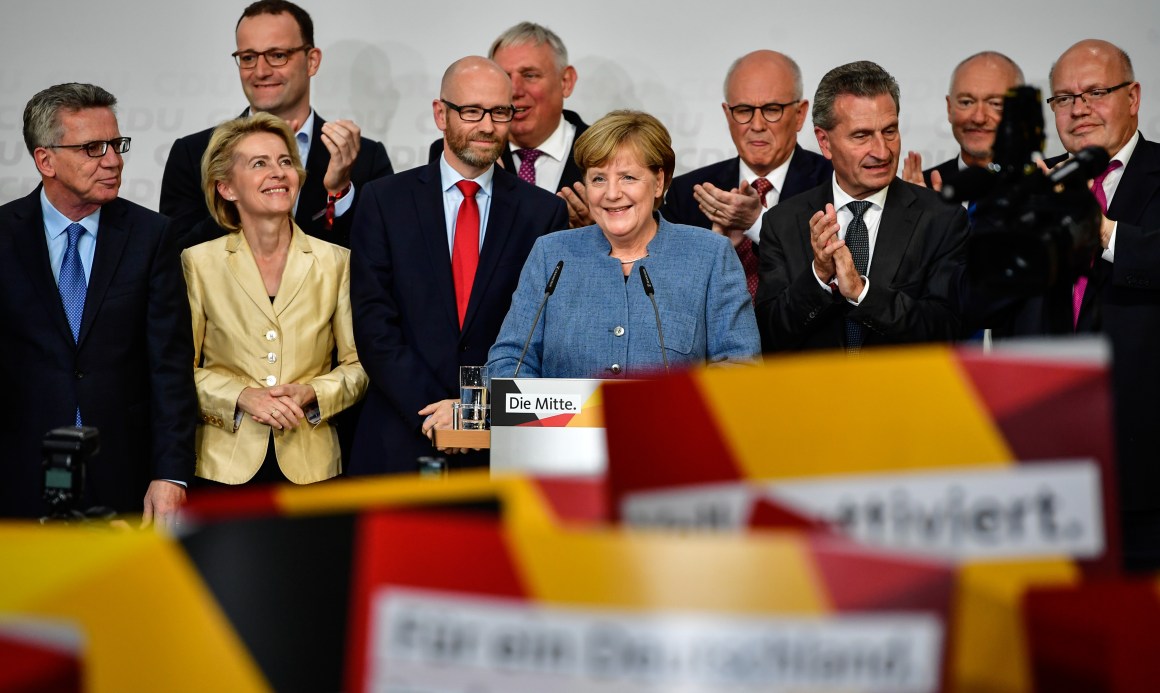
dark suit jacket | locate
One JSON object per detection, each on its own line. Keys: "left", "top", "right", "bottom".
{"left": 755, "top": 178, "right": 969, "bottom": 352}
{"left": 923, "top": 157, "right": 961, "bottom": 189}
{"left": 660, "top": 146, "right": 833, "bottom": 230}
{"left": 427, "top": 110, "right": 589, "bottom": 193}
{"left": 348, "top": 161, "right": 568, "bottom": 475}
{"left": 160, "top": 110, "right": 394, "bottom": 249}
{"left": 0, "top": 191, "right": 197, "bottom": 518}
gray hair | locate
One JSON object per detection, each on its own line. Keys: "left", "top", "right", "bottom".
{"left": 489, "top": 21, "right": 569, "bottom": 72}
{"left": 812, "top": 61, "right": 900, "bottom": 131}
{"left": 723, "top": 51, "right": 804, "bottom": 102}
{"left": 949, "top": 51, "right": 1025, "bottom": 93}
{"left": 23, "top": 83, "right": 117, "bottom": 155}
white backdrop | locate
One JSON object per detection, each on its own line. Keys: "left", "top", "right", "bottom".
{"left": 1, "top": 0, "right": 1157, "bottom": 208}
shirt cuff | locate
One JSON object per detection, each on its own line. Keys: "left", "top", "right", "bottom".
{"left": 813, "top": 262, "right": 834, "bottom": 293}
{"left": 161, "top": 479, "right": 188, "bottom": 488}
{"left": 332, "top": 182, "right": 356, "bottom": 218}
{"left": 847, "top": 276, "right": 870, "bottom": 306}
{"left": 1103, "top": 222, "right": 1117, "bottom": 263}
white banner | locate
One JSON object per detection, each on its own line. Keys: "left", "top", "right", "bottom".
{"left": 622, "top": 460, "right": 1105, "bottom": 560}
{"left": 369, "top": 588, "right": 943, "bottom": 693}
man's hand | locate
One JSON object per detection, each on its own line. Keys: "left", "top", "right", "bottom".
{"left": 694, "top": 181, "right": 762, "bottom": 232}
{"left": 809, "top": 204, "right": 843, "bottom": 282}
{"left": 320, "top": 119, "right": 363, "bottom": 194}
{"left": 142, "top": 480, "right": 186, "bottom": 532}
{"left": 902, "top": 151, "right": 927, "bottom": 187}
{"left": 558, "top": 183, "right": 593, "bottom": 228}
{"left": 418, "top": 399, "right": 467, "bottom": 454}
{"left": 238, "top": 386, "right": 307, "bottom": 430}
{"left": 1100, "top": 214, "right": 1116, "bottom": 249}
{"left": 832, "top": 245, "right": 866, "bottom": 300}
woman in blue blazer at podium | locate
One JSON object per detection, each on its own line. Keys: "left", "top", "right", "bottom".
{"left": 488, "top": 110, "right": 760, "bottom": 379}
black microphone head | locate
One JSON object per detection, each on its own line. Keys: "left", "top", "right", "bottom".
{"left": 941, "top": 166, "right": 997, "bottom": 203}
{"left": 546, "top": 260, "right": 564, "bottom": 295}
{"left": 1073, "top": 145, "right": 1111, "bottom": 174}
{"left": 638, "top": 265, "right": 655, "bottom": 296}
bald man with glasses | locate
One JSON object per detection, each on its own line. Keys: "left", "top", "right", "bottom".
{"left": 662, "top": 50, "right": 831, "bottom": 299}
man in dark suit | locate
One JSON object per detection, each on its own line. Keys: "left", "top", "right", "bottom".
{"left": 1041, "top": 39, "right": 1160, "bottom": 570}
{"left": 662, "top": 50, "right": 832, "bottom": 298}
{"left": 350, "top": 57, "right": 568, "bottom": 475}
{"left": 428, "top": 22, "right": 590, "bottom": 226}
{"left": 160, "top": 0, "right": 392, "bottom": 249}
{"left": 756, "top": 61, "right": 968, "bottom": 352}
{"left": 901, "top": 51, "right": 1023, "bottom": 193}
{"left": 0, "top": 83, "right": 196, "bottom": 524}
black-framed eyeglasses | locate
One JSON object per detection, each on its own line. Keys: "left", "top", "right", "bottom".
{"left": 727, "top": 100, "right": 800, "bottom": 124}
{"left": 441, "top": 99, "right": 515, "bottom": 123}
{"left": 1046, "top": 82, "right": 1133, "bottom": 110}
{"left": 44, "top": 137, "right": 131, "bottom": 158}
{"left": 232, "top": 45, "right": 311, "bottom": 69}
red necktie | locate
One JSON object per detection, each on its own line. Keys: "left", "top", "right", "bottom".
{"left": 452, "top": 179, "right": 481, "bottom": 328}
{"left": 752, "top": 177, "right": 773, "bottom": 207}
{"left": 1073, "top": 160, "right": 1123, "bottom": 328}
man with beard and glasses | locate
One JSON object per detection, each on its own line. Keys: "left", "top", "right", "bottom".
{"left": 348, "top": 56, "right": 567, "bottom": 475}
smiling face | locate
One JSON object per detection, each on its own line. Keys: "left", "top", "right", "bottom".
{"left": 584, "top": 145, "right": 665, "bottom": 248}
{"left": 1051, "top": 40, "right": 1139, "bottom": 157}
{"left": 723, "top": 52, "right": 807, "bottom": 177}
{"left": 235, "top": 11, "right": 320, "bottom": 125}
{"left": 492, "top": 41, "right": 576, "bottom": 149}
{"left": 947, "top": 55, "right": 1022, "bottom": 166}
{"left": 35, "top": 107, "right": 123, "bottom": 220}
{"left": 815, "top": 93, "right": 900, "bottom": 199}
{"left": 435, "top": 58, "right": 513, "bottom": 178}
{"left": 216, "top": 131, "right": 300, "bottom": 224}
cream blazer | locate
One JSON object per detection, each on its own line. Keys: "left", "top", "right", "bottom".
{"left": 182, "top": 225, "right": 368, "bottom": 484}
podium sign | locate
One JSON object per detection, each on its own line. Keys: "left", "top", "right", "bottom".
{"left": 490, "top": 378, "right": 607, "bottom": 476}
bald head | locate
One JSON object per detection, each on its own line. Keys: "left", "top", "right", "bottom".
{"left": 950, "top": 51, "right": 1023, "bottom": 94}
{"left": 440, "top": 56, "right": 512, "bottom": 102}
{"left": 724, "top": 50, "right": 802, "bottom": 102}
{"left": 945, "top": 51, "right": 1024, "bottom": 166}
{"left": 1049, "top": 38, "right": 1139, "bottom": 157}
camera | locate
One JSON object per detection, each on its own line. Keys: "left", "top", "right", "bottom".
{"left": 41, "top": 426, "right": 100, "bottom": 518}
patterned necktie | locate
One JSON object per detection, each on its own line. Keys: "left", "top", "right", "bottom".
{"left": 752, "top": 177, "right": 774, "bottom": 208}
{"left": 1073, "top": 160, "right": 1123, "bottom": 329}
{"left": 59, "top": 223, "right": 87, "bottom": 425}
{"left": 843, "top": 201, "right": 872, "bottom": 352}
{"left": 451, "top": 180, "right": 481, "bottom": 328}
{"left": 515, "top": 148, "right": 543, "bottom": 186}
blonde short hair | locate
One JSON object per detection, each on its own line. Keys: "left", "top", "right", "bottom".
{"left": 201, "top": 112, "right": 306, "bottom": 231}
{"left": 573, "top": 110, "right": 675, "bottom": 210}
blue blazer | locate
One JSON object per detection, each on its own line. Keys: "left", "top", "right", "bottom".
{"left": 488, "top": 217, "right": 761, "bottom": 379}
{"left": 349, "top": 160, "right": 568, "bottom": 475}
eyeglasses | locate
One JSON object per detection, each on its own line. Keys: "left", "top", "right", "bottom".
{"left": 727, "top": 100, "right": 800, "bottom": 124}
{"left": 441, "top": 99, "right": 515, "bottom": 123}
{"left": 232, "top": 45, "right": 311, "bottom": 69}
{"left": 1046, "top": 82, "right": 1133, "bottom": 110}
{"left": 45, "top": 137, "right": 131, "bottom": 158}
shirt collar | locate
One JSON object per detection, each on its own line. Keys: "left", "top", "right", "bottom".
{"left": 832, "top": 174, "right": 890, "bottom": 213}
{"left": 1113, "top": 129, "right": 1141, "bottom": 168}
{"left": 439, "top": 153, "right": 495, "bottom": 197}
{"left": 40, "top": 188, "right": 100, "bottom": 240}
{"left": 739, "top": 149, "right": 795, "bottom": 193}
{"left": 510, "top": 114, "right": 570, "bottom": 162}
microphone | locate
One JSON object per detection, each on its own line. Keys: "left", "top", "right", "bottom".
{"left": 514, "top": 261, "right": 564, "bottom": 377}
{"left": 638, "top": 266, "right": 669, "bottom": 374}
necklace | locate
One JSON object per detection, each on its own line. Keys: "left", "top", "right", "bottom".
{"left": 617, "top": 253, "right": 648, "bottom": 265}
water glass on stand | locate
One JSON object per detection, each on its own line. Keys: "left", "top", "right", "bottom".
{"left": 459, "top": 365, "right": 489, "bottom": 430}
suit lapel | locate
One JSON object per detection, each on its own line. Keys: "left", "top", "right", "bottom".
{"left": 1108, "top": 136, "right": 1160, "bottom": 226}
{"left": 465, "top": 169, "right": 517, "bottom": 333}
{"left": 273, "top": 225, "right": 314, "bottom": 316}
{"left": 78, "top": 199, "right": 131, "bottom": 347}
{"left": 296, "top": 115, "right": 330, "bottom": 227}
{"left": 796, "top": 185, "right": 832, "bottom": 265}
{"left": 782, "top": 146, "right": 812, "bottom": 199}
{"left": 416, "top": 161, "right": 460, "bottom": 330}
{"left": 869, "top": 179, "right": 919, "bottom": 283}
{"left": 9, "top": 190, "right": 75, "bottom": 345}
{"left": 225, "top": 232, "right": 279, "bottom": 323}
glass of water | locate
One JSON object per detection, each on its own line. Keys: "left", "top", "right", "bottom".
{"left": 459, "top": 365, "right": 489, "bottom": 430}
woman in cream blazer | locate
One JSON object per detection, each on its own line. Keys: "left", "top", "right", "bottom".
{"left": 182, "top": 113, "right": 367, "bottom": 485}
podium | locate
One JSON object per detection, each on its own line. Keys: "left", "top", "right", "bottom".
{"left": 489, "top": 378, "right": 607, "bottom": 476}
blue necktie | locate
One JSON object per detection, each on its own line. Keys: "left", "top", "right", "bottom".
{"left": 59, "top": 223, "right": 87, "bottom": 425}
{"left": 843, "top": 201, "right": 871, "bottom": 353}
